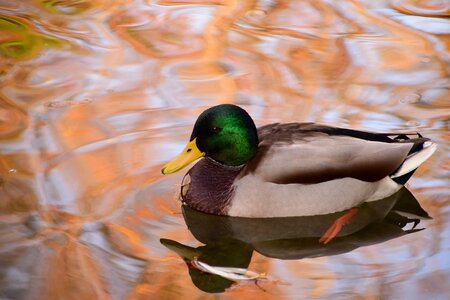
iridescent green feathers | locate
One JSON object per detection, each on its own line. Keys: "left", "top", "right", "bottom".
{"left": 190, "top": 104, "right": 258, "bottom": 166}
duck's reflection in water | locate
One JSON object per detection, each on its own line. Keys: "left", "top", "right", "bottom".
{"left": 161, "top": 188, "right": 430, "bottom": 293}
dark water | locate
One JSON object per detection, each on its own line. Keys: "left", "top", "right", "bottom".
{"left": 0, "top": 0, "right": 449, "bottom": 299}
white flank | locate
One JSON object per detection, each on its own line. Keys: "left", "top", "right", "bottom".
{"left": 391, "top": 142, "right": 437, "bottom": 178}
{"left": 228, "top": 175, "right": 402, "bottom": 218}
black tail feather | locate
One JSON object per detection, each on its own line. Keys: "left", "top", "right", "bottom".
{"left": 392, "top": 169, "right": 417, "bottom": 185}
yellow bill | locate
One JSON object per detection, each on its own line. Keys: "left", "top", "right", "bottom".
{"left": 162, "top": 138, "right": 205, "bottom": 174}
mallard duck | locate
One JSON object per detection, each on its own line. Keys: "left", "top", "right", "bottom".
{"left": 162, "top": 104, "right": 436, "bottom": 221}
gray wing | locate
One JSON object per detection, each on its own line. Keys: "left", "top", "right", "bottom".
{"left": 246, "top": 123, "right": 420, "bottom": 184}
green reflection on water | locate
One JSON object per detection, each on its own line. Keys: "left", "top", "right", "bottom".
{"left": 0, "top": 15, "right": 64, "bottom": 60}
{"left": 40, "top": 0, "right": 91, "bottom": 15}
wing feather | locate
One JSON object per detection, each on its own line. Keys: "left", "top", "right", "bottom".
{"left": 246, "top": 123, "right": 417, "bottom": 184}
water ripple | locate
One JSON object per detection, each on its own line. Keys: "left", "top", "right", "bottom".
{"left": 0, "top": 0, "right": 449, "bottom": 298}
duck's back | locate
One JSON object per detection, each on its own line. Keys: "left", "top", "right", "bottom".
{"left": 227, "top": 123, "right": 436, "bottom": 217}
{"left": 248, "top": 123, "right": 430, "bottom": 184}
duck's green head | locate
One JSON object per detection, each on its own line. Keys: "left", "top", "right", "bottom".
{"left": 162, "top": 104, "right": 259, "bottom": 174}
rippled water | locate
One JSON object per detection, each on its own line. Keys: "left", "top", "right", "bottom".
{"left": 0, "top": 0, "right": 449, "bottom": 299}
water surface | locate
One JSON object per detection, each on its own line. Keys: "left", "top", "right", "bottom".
{"left": 0, "top": 0, "right": 449, "bottom": 299}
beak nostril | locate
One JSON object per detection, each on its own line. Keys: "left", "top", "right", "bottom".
{"left": 186, "top": 148, "right": 192, "bottom": 153}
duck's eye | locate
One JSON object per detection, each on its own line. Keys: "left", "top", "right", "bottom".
{"left": 210, "top": 127, "right": 221, "bottom": 134}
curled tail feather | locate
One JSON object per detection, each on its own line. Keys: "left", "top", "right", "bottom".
{"left": 391, "top": 141, "right": 437, "bottom": 184}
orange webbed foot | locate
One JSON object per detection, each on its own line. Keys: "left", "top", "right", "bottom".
{"left": 319, "top": 207, "right": 359, "bottom": 244}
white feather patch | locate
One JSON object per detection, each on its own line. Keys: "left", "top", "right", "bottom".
{"left": 192, "top": 258, "right": 266, "bottom": 281}
{"left": 391, "top": 142, "right": 437, "bottom": 178}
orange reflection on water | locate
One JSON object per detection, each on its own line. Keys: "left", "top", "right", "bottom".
{"left": 0, "top": 0, "right": 449, "bottom": 298}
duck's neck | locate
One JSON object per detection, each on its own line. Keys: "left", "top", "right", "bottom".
{"left": 181, "top": 158, "right": 243, "bottom": 215}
